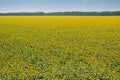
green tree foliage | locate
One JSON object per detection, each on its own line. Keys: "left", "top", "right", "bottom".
{"left": 0, "top": 11, "right": 120, "bottom": 16}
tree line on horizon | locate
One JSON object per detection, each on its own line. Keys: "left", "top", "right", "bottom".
{"left": 0, "top": 11, "right": 120, "bottom": 16}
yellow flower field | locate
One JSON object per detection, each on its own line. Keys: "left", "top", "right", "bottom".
{"left": 0, "top": 16, "right": 120, "bottom": 79}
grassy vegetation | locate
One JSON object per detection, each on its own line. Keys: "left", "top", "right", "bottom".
{"left": 0, "top": 16, "right": 120, "bottom": 80}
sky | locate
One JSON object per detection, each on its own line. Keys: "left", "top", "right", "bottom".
{"left": 0, "top": 0, "right": 120, "bottom": 13}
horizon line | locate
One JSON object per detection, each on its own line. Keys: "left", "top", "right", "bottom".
{"left": 0, "top": 10, "right": 120, "bottom": 13}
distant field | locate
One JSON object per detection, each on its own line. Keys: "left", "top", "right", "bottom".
{"left": 0, "top": 16, "right": 120, "bottom": 79}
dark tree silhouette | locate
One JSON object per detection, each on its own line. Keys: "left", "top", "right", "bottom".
{"left": 0, "top": 11, "right": 120, "bottom": 16}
